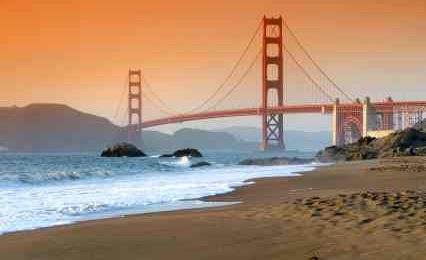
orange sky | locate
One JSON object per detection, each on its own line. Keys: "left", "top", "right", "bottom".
{"left": 1, "top": 0, "right": 425, "bottom": 131}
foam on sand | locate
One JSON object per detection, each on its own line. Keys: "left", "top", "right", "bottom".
{"left": 0, "top": 162, "right": 315, "bottom": 234}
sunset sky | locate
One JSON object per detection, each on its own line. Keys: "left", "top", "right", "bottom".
{"left": 1, "top": 0, "right": 425, "bottom": 132}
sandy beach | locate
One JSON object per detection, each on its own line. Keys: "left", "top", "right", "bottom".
{"left": 1, "top": 157, "right": 426, "bottom": 259}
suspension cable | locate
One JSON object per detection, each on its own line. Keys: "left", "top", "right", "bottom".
{"left": 120, "top": 105, "right": 128, "bottom": 127}
{"left": 113, "top": 76, "right": 129, "bottom": 123}
{"left": 141, "top": 90, "right": 176, "bottom": 116}
{"left": 283, "top": 21, "right": 353, "bottom": 102}
{"left": 141, "top": 75, "right": 180, "bottom": 114}
{"left": 283, "top": 45, "right": 334, "bottom": 102}
{"left": 135, "top": 18, "right": 262, "bottom": 116}
{"left": 187, "top": 19, "right": 263, "bottom": 113}
{"left": 203, "top": 48, "right": 262, "bottom": 111}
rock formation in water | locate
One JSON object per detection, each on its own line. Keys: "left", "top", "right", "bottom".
{"left": 317, "top": 119, "right": 426, "bottom": 162}
{"left": 101, "top": 143, "right": 146, "bottom": 157}
{"left": 161, "top": 148, "right": 203, "bottom": 158}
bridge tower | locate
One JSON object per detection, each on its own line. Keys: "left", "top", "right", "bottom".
{"left": 128, "top": 69, "right": 142, "bottom": 145}
{"left": 261, "top": 16, "right": 285, "bottom": 150}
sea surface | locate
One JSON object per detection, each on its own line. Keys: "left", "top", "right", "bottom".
{"left": 0, "top": 150, "right": 316, "bottom": 235}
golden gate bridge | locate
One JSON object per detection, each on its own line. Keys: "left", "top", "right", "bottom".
{"left": 115, "top": 16, "right": 426, "bottom": 150}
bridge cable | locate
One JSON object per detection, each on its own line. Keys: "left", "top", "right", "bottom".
{"left": 113, "top": 75, "right": 129, "bottom": 125}
{"left": 203, "top": 48, "right": 262, "bottom": 111}
{"left": 141, "top": 75, "right": 179, "bottom": 115}
{"left": 283, "top": 44, "right": 334, "bottom": 102}
{"left": 141, "top": 89, "right": 177, "bottom": 116}
{"left": 187, "top": 19, "right": 263, "bottom": 113}
{"left": 283, "top": 21, "right": 353, "bottom": 102}
{"left": 120, "top": 106, "right": 128, "bottom": 127}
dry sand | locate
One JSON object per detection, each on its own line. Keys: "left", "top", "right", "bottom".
{"left": 1, "top": 157, "right": 426, "bottom": 259}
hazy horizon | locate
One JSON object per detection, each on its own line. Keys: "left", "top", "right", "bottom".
{"left": 2, "top": 0, "right": 425, "bottom": 133}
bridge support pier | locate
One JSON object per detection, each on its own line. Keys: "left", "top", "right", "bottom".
{"left": 261, "top": 16, "right": 285, "bottom": 150}
{"left": 363, "top": 96, "right": 395, "bottom": 137}
{"left": 332, "top": 99, "right": 363, "bottom": 146}
{"left": 332, "top": 100, "right": 339, "bottom": 146}
{"left": 333, "top": 97, "right": 398, "bottom": 147}
{"left": 128, "top": 69, "right": 142, "bottom": 146}
{"left": 362, "top": 97, "right": 376, "bottom": 136}
{"left": 382, "top": 97, "right": 394, "bottom": 131}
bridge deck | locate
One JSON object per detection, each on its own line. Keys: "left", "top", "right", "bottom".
{"left": 141, "top": 101, "right": 426, "bottom": 129}
{"left": 142, "top": 104, "right": 334, "bottom": 128}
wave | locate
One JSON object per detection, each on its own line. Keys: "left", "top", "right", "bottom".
{"left": 0, "top": 155, "right": 213, "bottom": 185}
{"left": 0, "top": 162, "right": 315, "bottom": 234}
{"left": 9, "top": 170, "right": 114, "bottom": 184}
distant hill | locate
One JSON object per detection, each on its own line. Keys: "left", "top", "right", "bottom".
{"left": 142, "top": 128, "right": 251, "bottom": 153}
{"left": 0, "top": 104, "right": 252, "bottom": 153}
{"left": 0, "top": 104, "right": 331, "bottom": 152}
{"left": 0, "top": 104, "right": 126, "bottom": 152}
{"left": 217, "top": 126, "right": 332, "bottom": 152}
{"left": 217, "top": 126, "right": 260, "bottom": 142}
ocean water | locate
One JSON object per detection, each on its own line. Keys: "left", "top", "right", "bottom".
{"left": 0, "top": 151, "right": 316, "bottom": 235}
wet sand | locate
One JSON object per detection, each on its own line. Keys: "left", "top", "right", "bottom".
{"left": 1, "top": 157, "right": 426, "bottom": 259}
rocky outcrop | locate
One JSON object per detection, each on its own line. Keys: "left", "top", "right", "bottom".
{"left": 101, "top": 143, "right": 146, "bottom": 157}
{"left": 414, "top": 119, "right": 426, "bottom": 131}
{"left": 317, "top": 120, "right": 426, "bottom": 162}
{"left": 239, "top": 157, "right": 314, "bottom": 166}
{"left": 315, "top": 146, "right": 349, "bottom": 162}
{"left": 161, "top": 148, "right": 203, "bottom": 158}
{"left": 317, "top": 137, "right": 378, "bottom": 162}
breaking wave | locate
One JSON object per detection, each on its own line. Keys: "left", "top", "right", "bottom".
{"left": 0, "top": 152, "right": 316, "bottom": 234}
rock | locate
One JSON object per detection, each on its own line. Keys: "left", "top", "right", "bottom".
{"left": 161, "top": 148, "right": 203, "bottom": 158}
{"left": 315, "top": 145, "right": 347, "bottom": 162}
{"left": 238, "top": 157, "right": 314, "bottom": 166}
{"left": 404, "top": 147, "right": 415, "bottom": 156}
{"left": 316, "top": 125, "right": 426, "bottom": 162}
{"left": 357, "top": 136, "right": 377, "bottom": 146}
{"left": 413, "top": 146, "right": 426, "bottom": 156}
{"left": 413, "top": 119, "right": 426, "bottom": 131}
{"left": 190, "top": 161, "right": 211, "bottom": 168}
{"left": 101, "top": 143, "right": 146, "bottom": 157}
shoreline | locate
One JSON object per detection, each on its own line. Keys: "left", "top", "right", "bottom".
{"left": 0, "top": 163, "right": 316, "bottom": 236}
{"left": 0, "top": 161, "right": 311, "bottom": 236}
{"left": 1, "top": 157, "right": 426, "bottom": 259}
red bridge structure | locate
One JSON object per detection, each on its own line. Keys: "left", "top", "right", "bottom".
{"left": 120, "top": 16, "right": 426, "bottom": 149}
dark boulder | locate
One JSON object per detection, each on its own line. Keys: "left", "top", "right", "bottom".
{"left": 190, "top": 161, "right": 211, "bottom": 168}
{"left": 101, "top": 143, "right": 146, "bottom": 157}
{"left": 239, "top": 157, "right": 314, "bottom": 166}
{"left": 357, "top": 136, "right": 376, "bottom": 146}
{"left": 316, "top": 146, "right": 347, "bottom": 162}
{"left": 161, "top": 148, "right": 203, "bottom": 158}
{"left": 414, "top": 146, "right": 426, "bottom": 156}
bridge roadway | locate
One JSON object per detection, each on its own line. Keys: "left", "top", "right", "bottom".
{"left": 141, "top": 104, "right": 333, "bottom": 128}
{"left": 141, "top": 101, "right": 426, "bottom": 129}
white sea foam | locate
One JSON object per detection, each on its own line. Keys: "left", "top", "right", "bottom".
{"left": 0, "top": 155, "right": 315, "bottom": 235}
